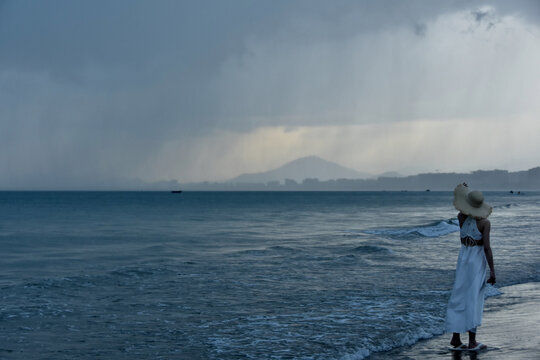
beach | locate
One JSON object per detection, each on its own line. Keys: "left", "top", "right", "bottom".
{"left": 368, "top": 282, "right": 540, "bottom": 359}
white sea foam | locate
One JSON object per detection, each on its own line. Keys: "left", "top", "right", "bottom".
{"left": 340, "top": 324, "right": 444, "bottom": 360}
{"left": 341, "top": 347, "right": 370, "bottom": 360}
{"left": 363, "top": 219, "right": 459, "bottom": 238}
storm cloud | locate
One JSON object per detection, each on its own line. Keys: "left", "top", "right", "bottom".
{"left": 1, "top": 0, "right": 539, "bottom": 188}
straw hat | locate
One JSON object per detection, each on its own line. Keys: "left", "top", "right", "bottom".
{"left": 453, "top": 183, "right": 492, "bottom": 219}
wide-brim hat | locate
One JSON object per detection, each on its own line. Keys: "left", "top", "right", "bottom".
{"left": 453, "top": 184, "right": 492, "bottom": 219}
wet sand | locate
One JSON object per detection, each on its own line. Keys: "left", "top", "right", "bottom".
{"left": 368, "top": 282, "right": 540, "bottom": 359}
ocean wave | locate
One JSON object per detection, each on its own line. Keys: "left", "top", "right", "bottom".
{"left": 228, "top": 245, "right": 302, "bottom": 256}
{"left": 14, "top": 265, "right": 175, "bottom": 291}
{"left": 267, "top": 245, "right": 300, "bottom": 252}
{"left": 493, "top": 203, "right": 519, "bottom": 209}
{"left": 351, "top": 245, "right": 393, "bottom": 254}
{"left": 341, "top": 320, "right": 444, "bottom": 360}
{"left": 109, "top": 265, "right": 174, "bottom": 278}
{"left": 363, "top": 219, "right": 459, "bottom": 238}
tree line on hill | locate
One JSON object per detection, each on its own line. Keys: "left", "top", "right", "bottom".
{"left": 180, "top": 167, "right": 540, "bottom": 191}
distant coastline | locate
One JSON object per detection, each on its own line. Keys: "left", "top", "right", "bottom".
{"left": 180, "top": 167, "right": 540, "bottom": 191}
{"left": 5, "top": 167, "right": 539, "bottom": 192}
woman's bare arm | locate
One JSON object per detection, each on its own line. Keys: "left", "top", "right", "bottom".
{"left": 457, "top": 212, "right": 466, "bottom": 227}
{"left": 481, "top": 219, "right": 496, "bottom": 284}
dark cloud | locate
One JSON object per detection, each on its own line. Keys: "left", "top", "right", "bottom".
{"left": 414, "top": 23, "right": 427, "bottom": 36}
{"left": 473, "top": 9, "right": 490, "bottom": 22}
{"left": 0, "top": 0, "right": 539, "bottom": 188}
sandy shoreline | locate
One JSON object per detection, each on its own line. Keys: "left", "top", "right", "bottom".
{"left": 367, "top": 282, "right": 540, "bottom": 359}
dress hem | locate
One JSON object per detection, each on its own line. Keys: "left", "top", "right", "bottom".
{"left": 445, "top": 322, "right": 482, "bottom": 334}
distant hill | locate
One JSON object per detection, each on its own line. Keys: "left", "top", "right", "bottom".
{"left": 181, "top": 166, "right": 540, "bottom": 191}
{"left": 377, "top": 171, "right": 403, "bottom": 178}
{"left": 229, "top": 156, "right": 372, "bottom": 183}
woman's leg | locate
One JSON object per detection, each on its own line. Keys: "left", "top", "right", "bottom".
{"left": 468, "top": 328, "right": 486, "bottom": 349}
{"left": 450, "top": 332, "right": 462, "bottom": 347}
{"left": 468, "top": 329, "right": 476, "bottom": 347}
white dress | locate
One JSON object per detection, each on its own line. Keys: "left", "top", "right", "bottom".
{"left": 446, "top": 216, "right": 487, "bottom": 333}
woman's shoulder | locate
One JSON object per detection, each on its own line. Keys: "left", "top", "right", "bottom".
{"left": 477, "top": 217, "right": 491, "bottom": 225}
{"left": 476, "top": 218, "right": 491, "bottom": 232}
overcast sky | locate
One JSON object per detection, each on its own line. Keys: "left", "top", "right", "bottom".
{"left": 1, "top": 0, "right": 539, "bottom": 189}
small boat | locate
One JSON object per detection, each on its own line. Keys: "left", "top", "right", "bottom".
{"left": 171, "top": 190, "right": 183, "bottom": 194}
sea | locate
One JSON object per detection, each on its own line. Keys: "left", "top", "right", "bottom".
{"left": 0, "top": 191, "right": 538, "bottom": 359}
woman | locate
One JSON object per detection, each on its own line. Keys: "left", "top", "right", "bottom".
{"left": 446, "top": 183, "right": 496, "bottom": 351}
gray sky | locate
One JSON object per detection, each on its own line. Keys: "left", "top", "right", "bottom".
{"left": 1, "top": 0, "right": 540, "bottom": 189}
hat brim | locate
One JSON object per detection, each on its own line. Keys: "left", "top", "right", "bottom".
{"left": 453, "top": 184, "right": 492, "bottom": 219}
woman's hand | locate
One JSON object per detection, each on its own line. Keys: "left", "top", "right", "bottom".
{"left": 487, "top": 271, "right": 496, "bottom": 285}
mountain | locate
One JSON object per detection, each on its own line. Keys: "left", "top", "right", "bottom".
{"left": 229, "top": 156, "right": 372, "bottom": 183}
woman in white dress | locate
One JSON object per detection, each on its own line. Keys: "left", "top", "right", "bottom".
{"left": 446, "top": 183, "right": 496, "bottom": 351}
